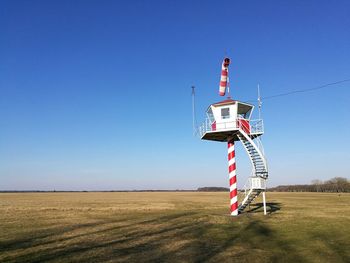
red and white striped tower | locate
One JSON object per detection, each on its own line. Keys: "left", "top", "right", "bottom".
{"left": 228, "top": 139, "right": 238, "bottom": 216}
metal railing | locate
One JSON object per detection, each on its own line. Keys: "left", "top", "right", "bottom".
{"left": 197, "top": 118, "right": 264, "bottom": 137}
{"left": 250, "top": 119, "right": 264, "bottom": 134}
{"left": 240, "top": 175, "right": 267, "bottom": 200}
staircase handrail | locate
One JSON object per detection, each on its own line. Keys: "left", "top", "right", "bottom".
{"left": 237, "top": 125, "right": 268, "bottom": 178}
{"left": 240, "top": 188, "right": 254, "bottom": 208}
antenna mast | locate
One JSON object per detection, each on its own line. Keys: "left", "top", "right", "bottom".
{"left": 191, "top": 86, "right": 197, "bottom": 135}
{"left": 227, "top": 76, "right": 231, "bottom": 99}
{"left": 257, "top": 84, "right": 262, "bottom": 119}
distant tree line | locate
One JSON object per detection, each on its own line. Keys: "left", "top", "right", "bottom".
{"left": 197, "top": 187, "right": 229, "bottom": 192}
{"left": 269, "top": 177, "right": 350, "bottom": 193}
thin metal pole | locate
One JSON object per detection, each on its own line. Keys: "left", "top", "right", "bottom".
{"left": 191, "top": 86, "right": 196, "bottom": 135}
{"left": 227, "top": 76, "right": 231, "bottom": 99}
{"left": 262, "top": 191, "right": 267, "bottom": 215}
{"left": 257, "top": 84, "right": 262, "bottom": 120}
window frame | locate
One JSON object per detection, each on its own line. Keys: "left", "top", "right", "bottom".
{"left": 221, "top": 107, "right": 230, "bottom": 120}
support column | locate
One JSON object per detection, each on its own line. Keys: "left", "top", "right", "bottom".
{"left": 228, "top": 140, "right": 238, "bottom": 216}
{"left": 262, "top": 191, "right": 267, "bottom": 215}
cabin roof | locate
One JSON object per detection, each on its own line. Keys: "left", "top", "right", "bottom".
{"left": 207, "top": 99, "right": 254, "bottom": 113}
{"left": 212, "top": 99, "right": 236, "bottom": 107}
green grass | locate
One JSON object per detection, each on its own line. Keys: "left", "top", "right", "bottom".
{"left": 0, "top": 192, "right": 349, "bottom": 262}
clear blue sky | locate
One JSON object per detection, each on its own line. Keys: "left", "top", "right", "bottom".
{"left": 1, "top": 0, "right": 349, "bottom": 190}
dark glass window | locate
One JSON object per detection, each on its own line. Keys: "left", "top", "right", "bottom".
{"left": 207, "top": 108, "right": 215, "bottom": 123}
{"left": 221, "top": 108, "right": 230, "bottom": 119}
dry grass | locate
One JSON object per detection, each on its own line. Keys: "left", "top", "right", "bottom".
{"left": 0, "top": 192, "right": 349, "bottom": 262}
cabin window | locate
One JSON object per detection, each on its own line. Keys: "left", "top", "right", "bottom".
{"left": 207, "top": 108, "right": 215, "bottom": 123}
{"left": 221, "top": 108, "right": 230, "bottom": 119}
{"left": 238, "top": 109, "right": 252, "bottom": 119}
{"left": 245, "top": 109, "right": 252, "bottom": 119}
{"left": 237, "top": 103, "right": 253, "bottom": 120}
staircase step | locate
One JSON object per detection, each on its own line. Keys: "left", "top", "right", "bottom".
{"left": 238, "top": 134, "right": 269, "bottom": 182}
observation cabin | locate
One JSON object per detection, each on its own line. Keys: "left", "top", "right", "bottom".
{"left": 199, "top": 99, "right": 264, "bottom": 142}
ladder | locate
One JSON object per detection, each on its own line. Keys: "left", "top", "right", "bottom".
{"left": 237, "top": 129, "right": 269, "bottom": 213}
{"left": 238, "top": 188, "right": 262, "bottom": 213}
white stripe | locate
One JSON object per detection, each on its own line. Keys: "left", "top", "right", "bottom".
{"left": 229, "top": 171, "right": 236, "bottom": 178}
{"left": 231, "top": 209, "right": 238, "bottom": 216}
{"left": 228, "top": 145, "right": 235, "bottom": 153}
{"left": 230, "top": 196, "right": 238, "bottom": 204}
{"left": 230, "top": 183, "right": 237, "bottom": 192}
{"left": 228, "top": 144, "right": 235, "bottom": 152}
{"left": 228, "top": 158, "right": 235, "bottom": 166}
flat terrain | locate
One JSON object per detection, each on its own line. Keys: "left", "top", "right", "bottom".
{"left": 0, "top": 192, "right": 349, "bottom": 263}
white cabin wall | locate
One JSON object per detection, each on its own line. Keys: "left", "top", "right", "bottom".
{"left": 230, "top": 104, "right": 238, "bottom": 120}
{"left": 212, "top": 104, "right": 238, "bottom": 130}
{"left": 211, "top": 105, "right": 221, "bottom": 122}
{"left": 212, "top": 104, "right": 238, "bottom": 123}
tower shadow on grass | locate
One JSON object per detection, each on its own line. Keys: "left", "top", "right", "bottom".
{"left": 1, "top": 209, "right": 308, "bottom": 263}
{"left": 245, "top": 202, "right": 281, "bottom": 214}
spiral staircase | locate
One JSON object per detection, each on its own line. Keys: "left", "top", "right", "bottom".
{"left": 237, "top": 126, "right": 268, "bottom": 214}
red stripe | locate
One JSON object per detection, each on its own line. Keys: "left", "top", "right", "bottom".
{"left": 221, "top": 70, "right": 228, "bottom": 76}
{"left": 229, "top": 163, "right": 236, "bottom": 173}
{"left": 229, "top": 176, "right": 237, "bottom": 186}
{"left": 231, "top": 202, "right": 238, "bottom": 212}
{"left": 228, "top": 151, "right": 235, "bottom": 160}
{"left": 228, "top": 142, "right": 234, "bottom": 148}
{"left": 220, "top": 81, "right": 227, "bottom": 87}
{"left": 230, "top": 189, "right": 237, "bottom": 199}
{"left": 219, "top": 91, "right": 225, "bottom": 96}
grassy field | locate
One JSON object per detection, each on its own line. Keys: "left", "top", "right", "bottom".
{"left": 0, "top": 192, "right": 349, "bottom": 263}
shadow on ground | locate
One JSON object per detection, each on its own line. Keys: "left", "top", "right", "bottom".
{"left": 245, "top": 202, "right": 281, "bottom": 214}
{"left": 0, "top": 208, "right": 310, "bottom": 263}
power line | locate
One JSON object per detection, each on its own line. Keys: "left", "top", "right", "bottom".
{"left": 263, "top": 78, "right": 350, "bottom": 100}
{"left": 245, "top": 78, "right": 350, "bottom": 103}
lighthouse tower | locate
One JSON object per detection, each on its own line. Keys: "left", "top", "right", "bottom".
{"left": 198, "top": 58, "right": 269, "bottom": 216}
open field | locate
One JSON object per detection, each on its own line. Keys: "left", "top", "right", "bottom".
{"left": 0, "top": 192, "right": 349, "bottom": 263}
